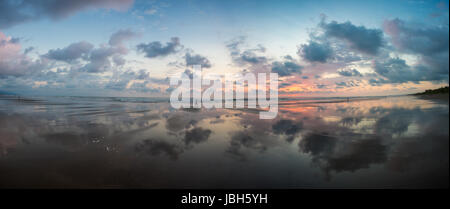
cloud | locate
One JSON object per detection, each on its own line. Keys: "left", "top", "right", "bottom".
{"left": 109, "top": 29, "right": 137, "bottom": 46}
{"left": 0, "top": 0, "right": 134, "bottom": 29}
{"left": 373, "top": 58, "right": 417, "bottom": 83}
{"left": 240, "top": 50, "right": 267, "bottom": 64}
{"left": 321, "top": 20, "right": 384, "bottom": 55}
{"left": 271, "top": 61, "right": 303, "bottom": 76}
{"left": 335, "top": 80, "right": 360, "bottom": 87}
{"left": 383, "top": 18, "right": 449, "bottom": 56}
{"left": 0, "top": 1, "right": 30, "bottom": 29}
{"left": 368, "top": 78, "right": 389, "bottom": 86}
{"left": 0, "top": 32, "right": 45, "bottom": 77}
{"left": 226, "top": 36, "right": 246, "bottom": 57}
{"left": 185, "top": 52, "right": 211, "bottom": 68}
{"left": 137, "top": 37, "right": 181, "bottom": 58}
{"left": 81, "top": 46, "right": 127, "bottom": 73}
{"left": 298, "top": 41, "right": 333, "bottom": 63}
{"left": 383, "top": 18, "right": 449, "bottom": 82}
{"left": 44, "top": 29, "right": 135, "bottom": 73}
{"left": 183, "top": 69, "right": 194, "bottom": 79}
{"left": 44, "top": 41, "right": 94, "bottom": 62}
{"left": 105, "top": 69, "right": 168, "bottom": 93}
{"left": 316, "top": 84, "right": 327, "bottom": 89}
{"left": 226, "top": 37, "right": 268, "bottom": 66}
{"left": 24, "top": 47, "right": 34, "bottom": 54}
{"left": 373, "top": 57, "right": 447, "bottom": 84}
{"left": 337, "top": 68, "right": 362, "bottom": 77}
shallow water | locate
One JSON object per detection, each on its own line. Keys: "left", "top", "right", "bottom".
{"left": 0, "top": 95, "right": 448, "bottom": 188}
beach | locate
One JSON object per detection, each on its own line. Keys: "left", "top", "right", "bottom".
{"left": 0, "top": 95, "right": 448, "bottom": 188}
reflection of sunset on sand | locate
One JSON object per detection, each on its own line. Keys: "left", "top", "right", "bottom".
{"left": 0, "top": 94, "right": 448, "bottom": 188}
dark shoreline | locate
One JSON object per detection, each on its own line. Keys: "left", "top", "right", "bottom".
{"left": 413, "top": 93, "right": 449, "bottom": 103}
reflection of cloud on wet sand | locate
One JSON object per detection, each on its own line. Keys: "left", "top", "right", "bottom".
{"left": 272, "top": 119, "right": 303, "bottom": 142}
{"left": 299, "top": 133, "right": 387, "bottom": 180}
{"left": 135, "top": 139, "right": 183, "bottom": 160}
{"left": 297, "top": 104, "right": 448, "bottom": 183}
{"left": 184, "top": 127, "right": 211, "bottom": 146}
{"left": 135, "top": 127, "right": 213, "bottom": 160}
{"left": 226, "top": 131, "right": 268, "bottom": 160}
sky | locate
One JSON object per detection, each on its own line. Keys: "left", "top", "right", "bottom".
{"left": 0, "top": 0, "right": 448, "bottom": 97}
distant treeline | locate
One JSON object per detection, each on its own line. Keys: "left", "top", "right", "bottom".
{"left": 413, "top": 86, "right": 449, "bottom": 95}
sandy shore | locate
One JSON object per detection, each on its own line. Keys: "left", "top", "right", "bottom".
{"left": 414, "top": 93, "right": 449, "bottom": 103}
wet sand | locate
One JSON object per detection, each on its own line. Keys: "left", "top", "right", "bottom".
{"left": 0, "top": 95, "right": 448, "bottom": 188}
{"left": 415, "top": 93, "right": 449, "bottom": 103}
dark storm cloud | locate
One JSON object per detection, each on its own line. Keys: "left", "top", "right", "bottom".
{"left": 109, "top": 29, "right": 137, "bottom": 46}
{"left": 337, "top": 68, "right": 362, "bottom": 77}
{"left": 184, "top": 127, "right": 212, "bottom": 146}
{"left": 298, "top": 41, "right": 333, "bottom": 63}
{"left": 137, "top": 37, "right": 181, "bottom": 58}
{"left": 185, "top": 52, "right": 211, "bottom": 68}
{"left": 321, "top": 20, "right": 384, "bottom": 55}
{"left": 0, "top": 0, "right": 134, "bottom": 29}
{"left": 44, "top": 41, "right": 94, "bottom": 62}
{"left": 271, "top": 61, "right": 303, "bottom": 76}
